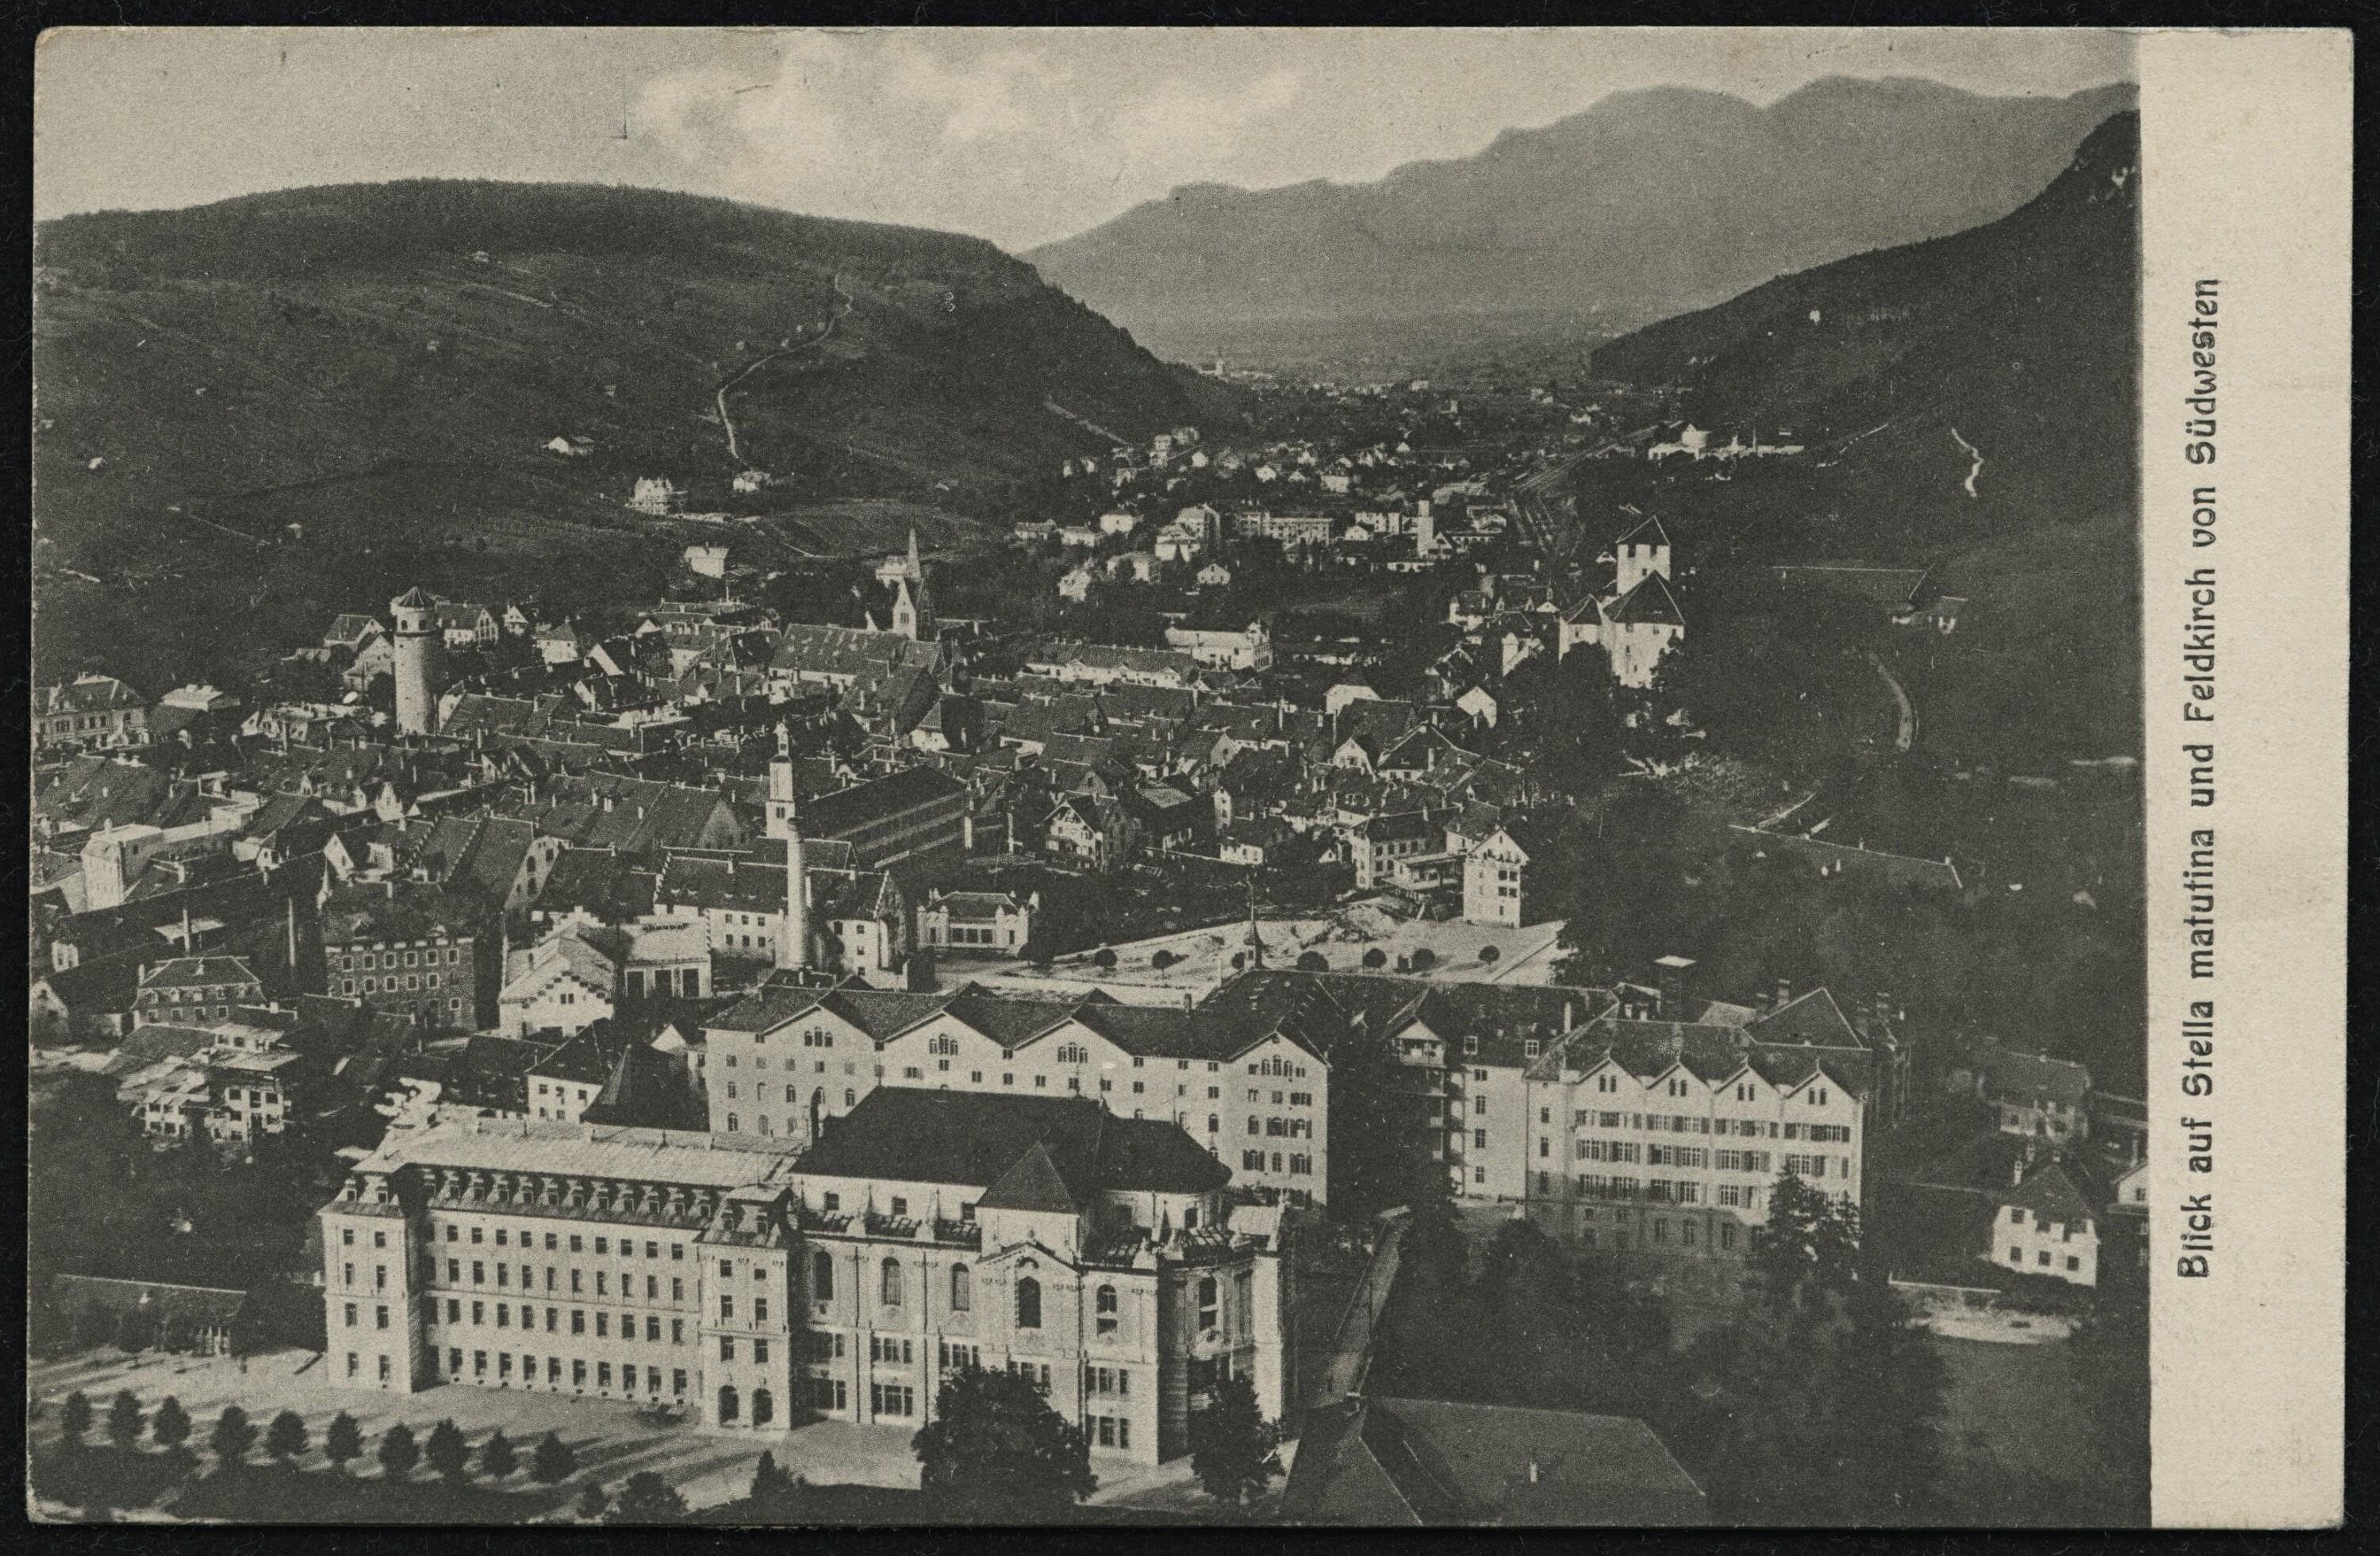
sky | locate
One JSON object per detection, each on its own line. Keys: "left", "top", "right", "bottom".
{"left": 34, "top": 28, "right": 2136, "bottom": 252}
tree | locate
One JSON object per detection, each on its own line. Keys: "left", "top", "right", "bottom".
{"left": 265, "top": 1409, "right": 309, "bottom": 1467}
{"left": 1091, "top": 947, "right": 1119, "bottom": 970}
{"left": 1361, "top": 947, "right": 1388, "bottom": 970}
{"left": 1188, "top": 1373, "right": 1277, "bottom": 1506}
{"left": 746, "top": 1450, "right": 808, "bottom": 1517}
{"left": 913, "top": 1364, "right": 1096, "bottom": 1521}
{"left": 1752, "top": 1171, "right": 1860, "bottom": 1301}
{"left": 324, "top": 1412, "right": 363, "bottom": 1475}
{"left": 377, "top": 1423, "right": 420, "bottom": 1482}
{"left": 424, "top": 1418, "right": 471, "bottom": 1484}
{"left": 151, "top": 1397, "right": 192, "bottom": 1454}
{"left": 106, "top": 1390, "right": 144, "bottom": 1451}
{"left": 1477, "top": 944, "right": 1500, "bottom": 964}
{"left": 1150, "top": 948, "right": 1178, "bottom": 970}
{"left": 608, "top": 1470, "right": 689, "bottom": 1524}
{"left": 529, "top": 1430, "right": 577, "bottom": 1486}
{"left": 1295, "top": 951, "right": 1328, "bottom": 972}
{"left": 478, "top": 1427, "right": 518, "bottom": 1481}
{"left": 60, "top": 1390, "right": 93, "bottom": 1448}
{"left": 209, "top": 1405, "right": 257, "bottom": 1473}
{"left": 1409, "top": 946, "right": 1437, "bottom": 971}
{"left": 576, "top": 1481, "right": 612, "bottom": 1520}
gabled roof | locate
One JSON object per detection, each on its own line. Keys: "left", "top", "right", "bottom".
{"left": 1283, "top": 1397, "right": 1709, "bottom": 1527}
{"left": 2001, "top": 1159, "right": 2097, "bottom": 1228}
{"left": 138, "top": 955, "right": 263, "bottom": 989}
{"left": 1615, "top": 513, "right": 1673, "bottom": 551}
{"left": 977, "top": 1141, "right": 1080, "bottom": 1213}
{"left": 1971, "top": 1041, "right": 2092, "bottom": 1105}
{"left": 1745, "top": 988, "right": 1867, "bottom": 1051}
{"left": 1603, "top": 571, "right": 1684, "bottom": 628}
{"left": 796, "top": 1088, "right": 1230, "bottom": 1197}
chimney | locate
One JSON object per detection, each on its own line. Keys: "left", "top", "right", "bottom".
{"left": 1526, "top": 1458, "right": 1541, "bottom": 1485}
{"left": 1773, "top": 978, "right": 1791, "bottom": 1011}
{"left": 1656, "top": 955, "right": 1695, "bottom": 1020}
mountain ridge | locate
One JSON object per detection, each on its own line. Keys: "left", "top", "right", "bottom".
{"left": 1027, "top": 77, "right": 2136, "bottom": 346}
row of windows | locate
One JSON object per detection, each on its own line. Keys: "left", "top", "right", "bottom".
{"left": 441, "top": 1348, "right": 689, "bottom": 1398}
{"left": 2007, "top": 1247, "right": 2088, "bottom": 1271}
{"left": 745, "top": 1027, "right": 1230, "bottom": 1075}
{"left": 338, "top": 947, "right": 461, "bottom": 971}
{"left": 443, "top": 1262, "right": 692, "bottom": 1302}
{"left": 1241, "top": 1150, "right": 1314, "bottom": 1175}
{"left": 434, "top": 1301, "right": 687, "bottom": 1343}
{"left": 440, "top": 1226, "right": 688, "bottom": 1258}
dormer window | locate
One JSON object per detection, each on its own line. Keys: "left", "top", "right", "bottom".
{"left": 1524, "top": 1040, "right": 1540, "bottom": 1059}
{"left": 1464, "top": 1036, "right": 1478, "bottom": 1057}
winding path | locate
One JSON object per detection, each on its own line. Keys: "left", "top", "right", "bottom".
{"left": 1865, "top": 650, "right": 1917, "bottom": 753}
{"left": 713, "top": 271, "right": 853, "bottom": 467}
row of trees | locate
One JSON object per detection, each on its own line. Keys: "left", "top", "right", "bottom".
{"left": 38, "top": 1388, "right": 585, "bottom": 1520}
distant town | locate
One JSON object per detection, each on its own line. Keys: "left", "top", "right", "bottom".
{"left": 31, "top": 354, "right": 2147, "bottom": 1525}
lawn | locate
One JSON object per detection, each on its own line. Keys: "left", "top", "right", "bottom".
{"left": 1928, "top": 1334, "right": 2142, "bottom": 1525}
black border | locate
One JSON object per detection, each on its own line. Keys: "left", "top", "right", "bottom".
{"left": 2, "top": 4, "right": 2370, "bottom": 1551}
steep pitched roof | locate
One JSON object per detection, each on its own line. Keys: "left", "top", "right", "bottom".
{"left": 1603, "top": 571, "right": 1684, "bottom": 628}
{"left": 2001, "top": 1159, "right": 2097, "bottom": 1228}
{"left": 797, "top": 1088, "right": 1229, "bottom": 1197}
{"left": 977, "top": 1141, "right": 1081, "bottom": 1213}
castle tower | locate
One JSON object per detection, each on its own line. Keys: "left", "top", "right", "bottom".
{"left": 391, "top": 586, "right": 444, "bottom": 736}
{"left": 1613, "top": 515, "right": 1673, "bottom": 597}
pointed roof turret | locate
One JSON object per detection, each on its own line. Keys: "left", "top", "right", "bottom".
{"left": 977, "top": 1140, "right": 1081, "bottom": 1214}
{"left": 1616, "top": 513, "right": 1672, "bottom": 551}
{"left": 393, "top": 586, "right": 437, "bottom": 610}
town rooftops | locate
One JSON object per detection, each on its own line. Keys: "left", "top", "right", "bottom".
{"left": 796, "top": 1087, "right": 1230, "bottom": 1199}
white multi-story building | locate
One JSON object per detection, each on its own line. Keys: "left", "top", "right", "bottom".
{"left": 699, "top": 974, "right": 1342, "bottom": 1205}
{"left": 1517, "top": 985, "right": 1899, "bottom": 1257}
{"left": 316, "top": 1089, "right": 1292, "bottom": 1466}
{"left": 1990, "top": 1158, "right": 2100, "bottom": 1287}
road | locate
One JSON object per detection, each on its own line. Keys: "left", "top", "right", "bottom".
{"left": 1309, "top": 1210, "right": 1407, "bottom": 1412}
{"left": 1511, "top": 451, "right": 1589, "bottom": 563}
{"left": 713, "top": 272, "right": 854, "bottom": 467}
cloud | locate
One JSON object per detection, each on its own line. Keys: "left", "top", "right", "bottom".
{"left": 631, "top": 33, "right": 1308, "bottom": 247}
{"left": 1100, "top": 67, "right": 1303, "bottom": 182}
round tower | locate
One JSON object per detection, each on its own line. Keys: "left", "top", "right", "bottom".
{"left": 391, "top": 586, "right": 444, "bottom": 736}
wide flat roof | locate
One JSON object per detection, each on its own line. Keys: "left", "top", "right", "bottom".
{"left": 357, "top": 1117, "right": 788, "bottom": 1190}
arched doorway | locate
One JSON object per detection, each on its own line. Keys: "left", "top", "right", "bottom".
{"left": 717, "top": 1384, "right": 740, "bottom": 1423}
